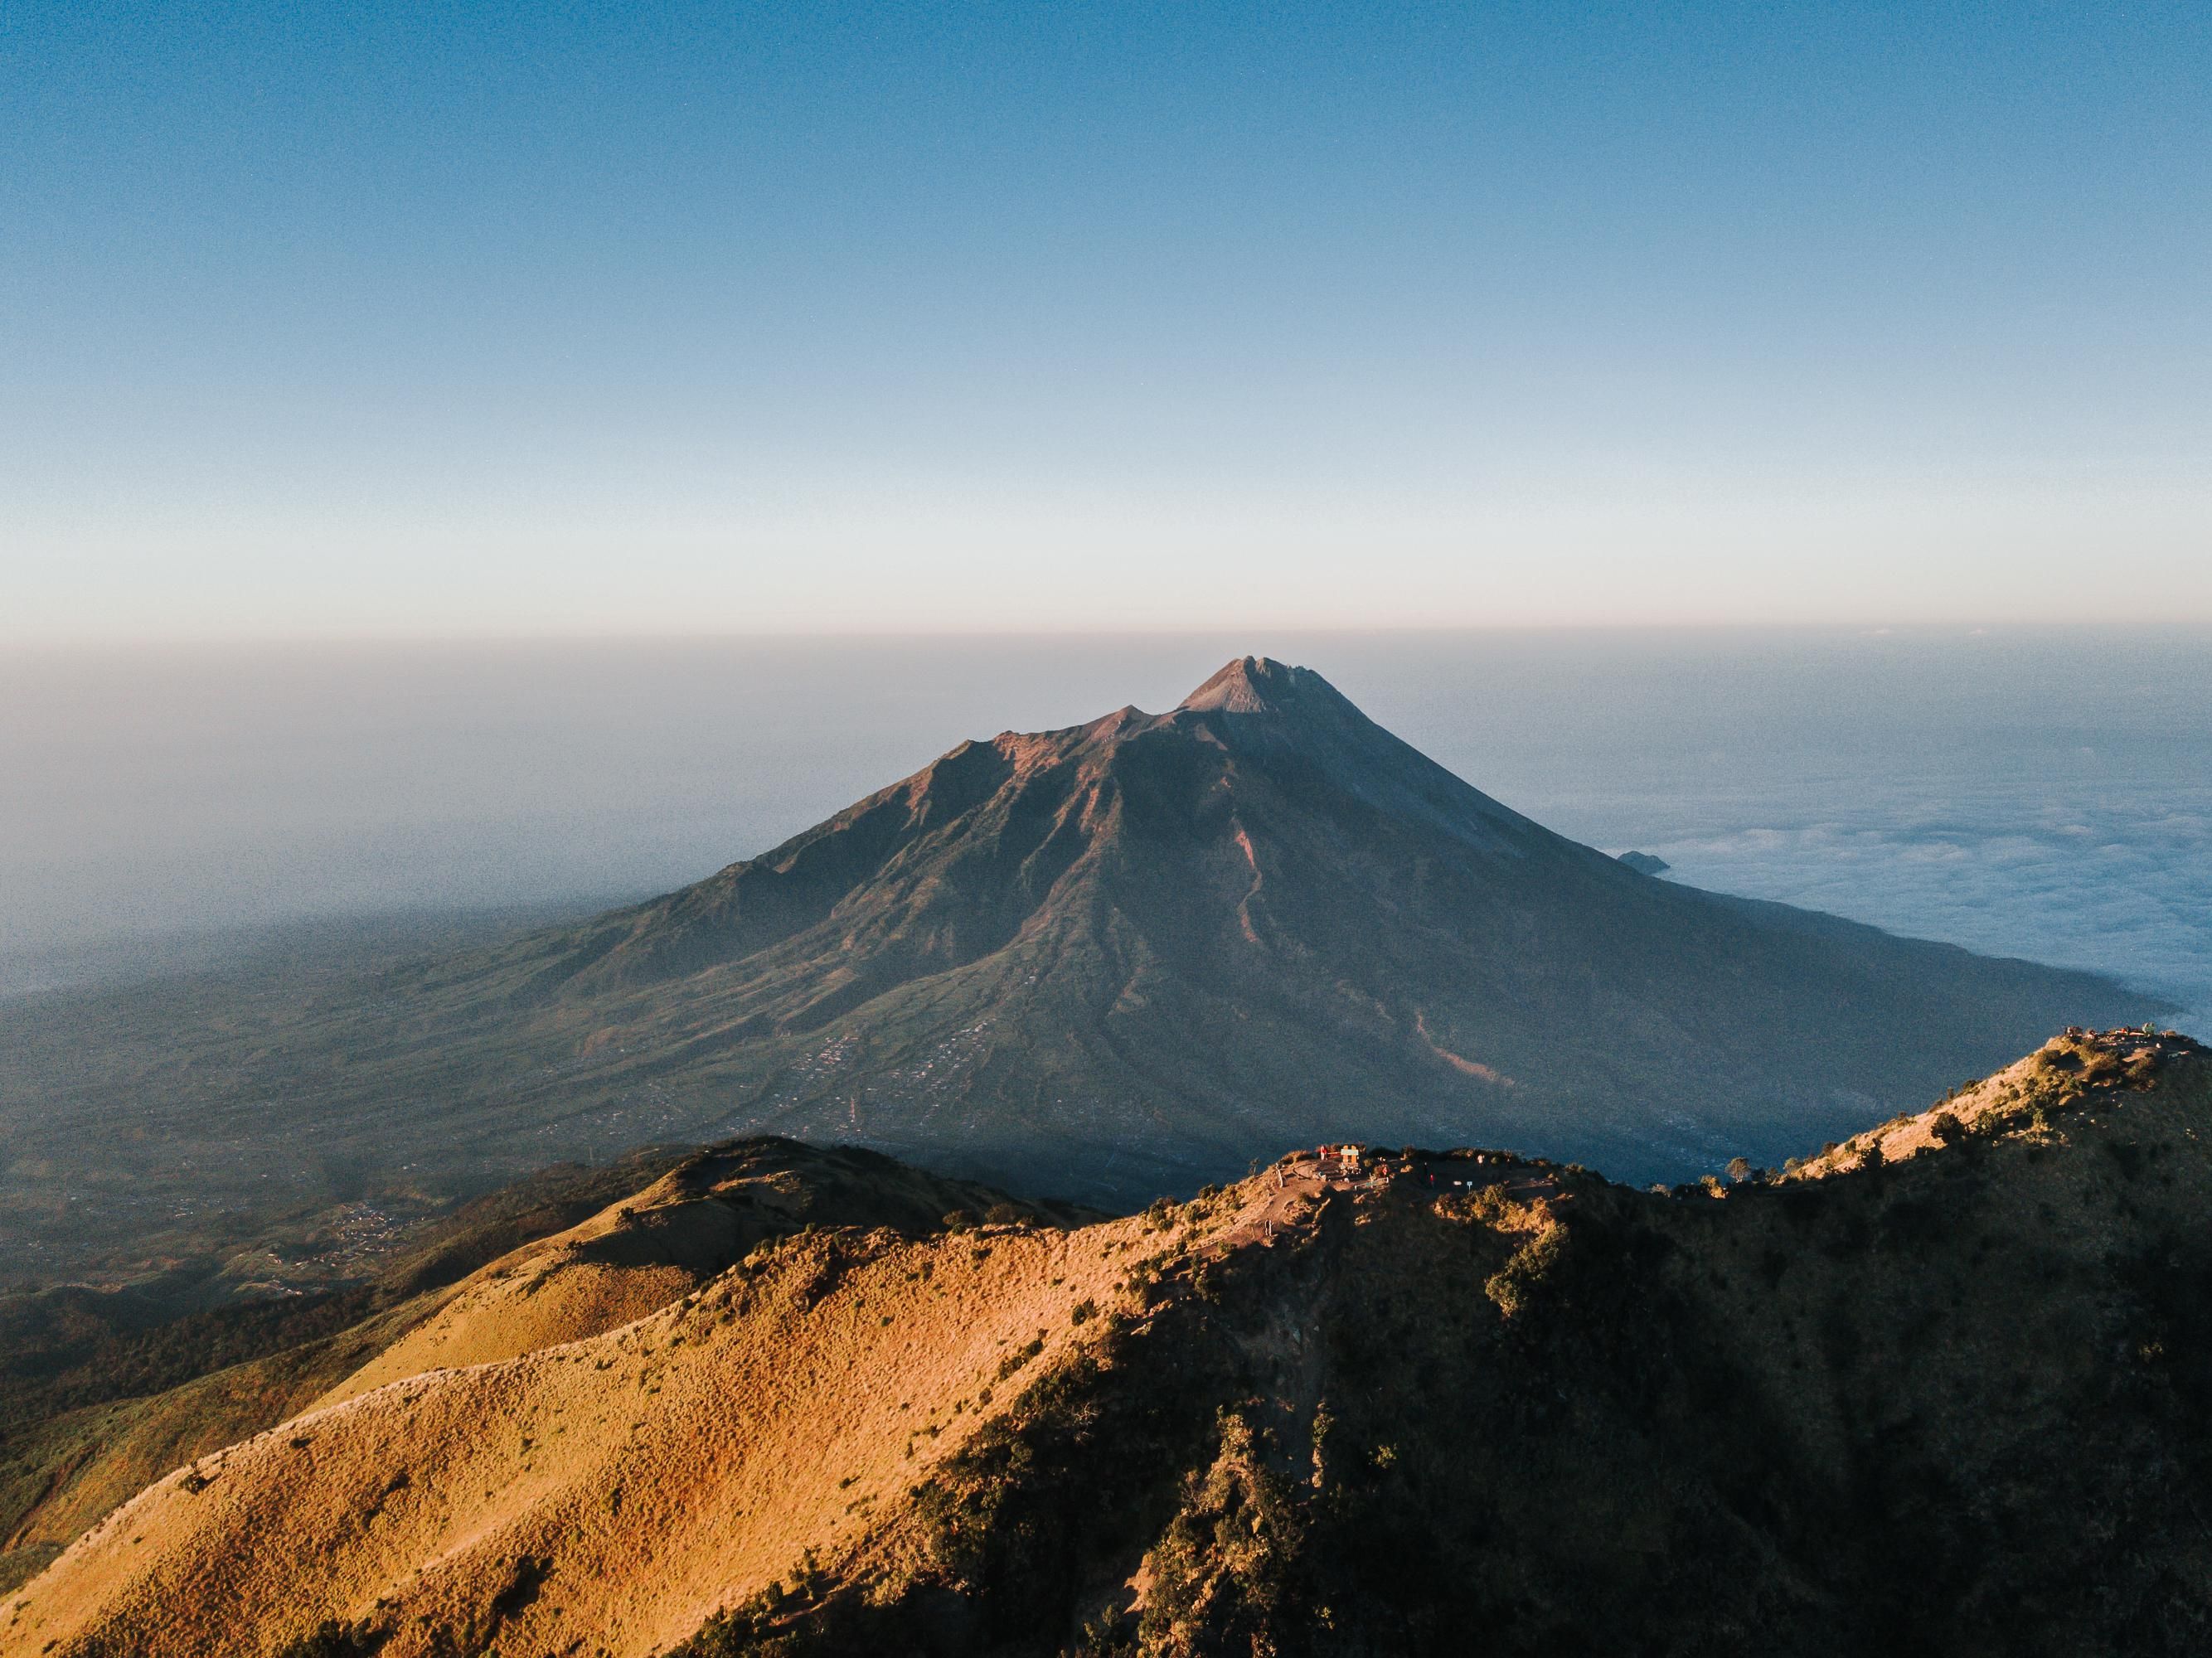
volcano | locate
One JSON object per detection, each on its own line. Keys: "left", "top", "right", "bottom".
{"left": 0, "top": 657, "right": 2164, "bottom": 1253}
{"left": 354, "top": 654, "right": 2152, "bottom": 1200}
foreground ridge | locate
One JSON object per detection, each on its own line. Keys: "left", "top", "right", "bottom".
{"left": 12, "top": 1029, "right": 2212, "bottom": 1656}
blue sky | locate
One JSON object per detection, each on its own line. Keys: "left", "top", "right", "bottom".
{"left": 6, "top": 1, "right": 2207, "bottom": 637}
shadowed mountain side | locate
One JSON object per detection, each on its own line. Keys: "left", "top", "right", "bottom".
{"left": 0, "top": 658, "right": 2161, "bottom": 1275}
{"left": 13, "top": 1032, "right": 2211, "bottom": 1657}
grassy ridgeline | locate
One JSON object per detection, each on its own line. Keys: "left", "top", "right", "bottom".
{"left": 11, "top": 1030, "right": 2210, "bottom": 1656}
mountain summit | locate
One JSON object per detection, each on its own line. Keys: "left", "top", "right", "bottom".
{"left": 380, "top": 655, "right": 2151, "bottom": 1199}
{"left": 0, "top": 658, "right": 2162, "bottom": 1251}
{"left": 1177, "top": 653, "right": 1341, "bottom": 715}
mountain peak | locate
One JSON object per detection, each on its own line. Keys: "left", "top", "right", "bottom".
{"left": 1178, "top": 655, "right": 1341, "bottom": 715}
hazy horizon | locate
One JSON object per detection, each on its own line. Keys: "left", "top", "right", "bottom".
{"left": 7, "top": 628, "right": 2207, "bottom": 1040}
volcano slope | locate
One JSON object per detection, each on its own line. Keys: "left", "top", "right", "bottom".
{"left": 13, "top": 1028, "right": 2212, "bottom": 1658}
{"left": 0, "top": 656, "right": 2160, "bottom": 1283}
{"left": 337, "top": 654, "right": 2158, "bottom": 1187}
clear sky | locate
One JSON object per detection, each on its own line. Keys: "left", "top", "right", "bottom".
{"left": 6, "top": 1, "right": 2207, "bottom": 638}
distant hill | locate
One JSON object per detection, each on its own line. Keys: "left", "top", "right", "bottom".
{"left": 0, "top": 657, "right": 2162, "bottom": 1286}
{"left": 13, "top": 1029, "right": 2212, "bottom": 1656}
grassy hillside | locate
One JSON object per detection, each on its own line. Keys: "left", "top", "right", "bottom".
{"left": 0, "top": 1142, "right": 1076, "bottom": 1597}
{"left": 0, "top": 1149, "right": 691, "bottom": 1596}
{"left": 10, "top": 1027, "right": 2209, "bottom": 1656}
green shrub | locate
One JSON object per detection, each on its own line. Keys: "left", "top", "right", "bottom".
{"left": 997, "top": 1337, "right": 1044, "bottom": 1380}
{"left": 1484, "top": 1226, "right": 1566, "bottom": 1320}
{"left": 274, "top": 1623, "right": 381, "bottom": 1658}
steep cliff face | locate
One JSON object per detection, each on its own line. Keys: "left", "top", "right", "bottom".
{"left": 15, "top": 1031, "right": 2210, "bottom": 1658}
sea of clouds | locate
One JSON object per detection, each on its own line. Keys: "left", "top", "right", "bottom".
{"left": 1616, "top": 775, "right": 2211, "bottom": 1037}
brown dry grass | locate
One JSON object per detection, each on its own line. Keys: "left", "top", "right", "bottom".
{"left": 7, "top": 1200, "right": 1169, "bottom": 1657}
{"left": 14, "top": 1036, "right": 2212, "bottom": 1656}
{"left": 1788, "top": 1025, "right": 2195, "bottom": 1179}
